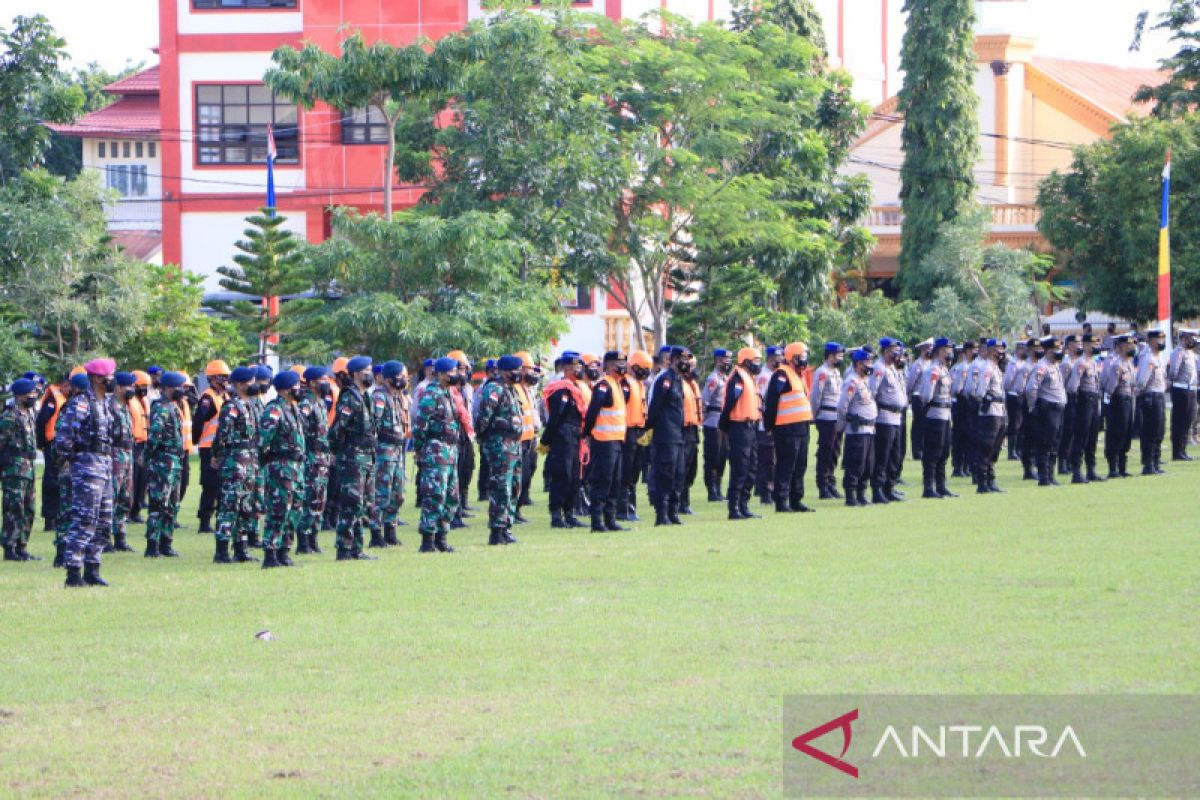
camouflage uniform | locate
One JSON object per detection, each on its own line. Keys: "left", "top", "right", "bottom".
{"left": 52, "top": 410, "right": 74, "bottom": 549}
{"left": 413, "top": 382, "right": 460, "bottom": 540}
{"left": 329, "top": 384, "right": 377, "bottom": 553}
{"left": 145, "top": 398, "right": 184, "bottom": 545}
{"left": 55, "top": 388, "right": 115, "bottom": 568}
{"left": 258, "top": 396, "right": 306, "bottom": 553}
{"left": 107, "top": 394, "right": 135, "bottom": 546}
{"left": 371, "top": 386, "right": 409, "bottom": 537}
{"left": 0, "top": 402, "right": 37, "bottom": 551}
{"left": 213, "top": 394, "right": 259, "bottom": 547}
{"left": 250, "top": 395, "right": 266, "bottom": 533}
{"left": 474, "top": 379, "right": 523, "bottom": 537}
{"left": 297, "top": 390, "right": 331, "bottom": 541}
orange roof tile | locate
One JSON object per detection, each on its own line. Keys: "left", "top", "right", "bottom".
{"left": 1028, "top": 56, "right": 1165, "bottom": 119}
{"left": 104, "top": 65, "right": 160, "bottom": 96}
{"left": 110, "top": 230, "right": 162, "bottom": 262}
{"left": 49, "top": 95, "right": 160, "bottom": 138}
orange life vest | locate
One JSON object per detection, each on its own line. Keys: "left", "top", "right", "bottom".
{"left": 624, "top": 376, "right": 646, "bottom": 428}
{"left": 729, "top": 367, "right": 762, "bottom": 423}
{"left": 774, "top": 365, "right": 813, "bottom": 426}
{"left": 178, "top": 400, "right": 193, "bottom": 453}
{"left": 578, "top": 379, "right": 592, "bottom": 410}
{"left": 681, "top": 376, "right": 701, "bottom": 427}
{"left": 593, "top": 375, "right": 627, "bottom": 442}
{"left": 516, "top": 383, "right": 536, "bottom": 443}
{"left": 42, "top": 385, "right": 66, "bottom": 442}
{"left": 325, "top": 381, "right": 340, "bottom": 427}
{"left": 129, "top": 396, "right": 149, "bottom": 443}
{"left": 197, "top": 388, "right": 223, "bottom": 449}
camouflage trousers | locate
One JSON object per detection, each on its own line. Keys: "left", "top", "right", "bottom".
{"left": 482, "top": 437, "right": 521, "bottom": 531}
{"left": 335, "top": 450, "right": 375, "bottom": 552}
{"left": 417, "top": 441, "right": 459, "bottom": 535}
{"left": 54, "top": 461, "right": 72, "bottom": 546}
{"left": 145, "top": 453, "right": 182, "bottom": 543}
{"left": 372, "top": 444, "right": 406, "bottom": 530}
{"left": 65, "top": 453, "right": 113, "bottom": 568}
{"left": 2, "top": 474, "right": 34, "bottom": 547}
{"left": 111, "top": 448, "right": 133, "bottom": 539}
{"left": 215, "top": 452, "right": 257, "bottom": 545}
{"left": 263, "top": 459, "right": 305, "bottom": 551}
{"left": 302, "top": 450, "right": 331, "bottom": 537}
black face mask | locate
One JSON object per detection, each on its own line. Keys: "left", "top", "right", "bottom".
{"left": 1052, "top": 350, "right": 1064, "bottom": 362}
{"left": 122, "top": 388, "right": 135, "bottom": 401}
{"left": 136, "top": 387, "right": 148, "bottom": 398}
{"left": 170, "top": 388, "right": 187, "bottom": 402}
{"left": 615, "top": 364, "right": 628, "bottom": 376}
{"left": 677, "top": 361, "right": 692, "bottom": 375}
{"left": 632, "top": 367, "right": 649, "bottom": 380}
{"left": 746, "top": 363, "right": 762, "bottom": 376}
{"left": 524, "top": 374, "right": 539, "bottom": 385}
{"left": 19, "top": 396, "right": 37, "bottom": 409}
{"left": 101, "top": 377, "right": 116, "bottom": 393}
{"left": 316, "top": 383, "right": 332, "bottom": 397}
{"left": 585, "top": 367, "right": 601, "bottom": 381}
{"left": 291, "top": 387, "right": 306, "bottom": 402}
{"left": 997, "top": 354, "right": 1009, "bottom": 369}
{"left": 391, "top": 377, "right": 408, "bottom": 390}
{"left": 717, "top": 362, "right": 731, "bottom": 374}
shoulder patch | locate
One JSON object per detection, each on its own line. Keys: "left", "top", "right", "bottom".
{"left": 662, "top": 379, "right": 671, "bottom": 389}
{"left": 228, "top": 406, "right": 239, "bottom": 418}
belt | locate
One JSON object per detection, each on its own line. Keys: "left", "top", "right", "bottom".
{"left": 929, "top": 401, "right": 951, "bottom": 409}
{"left": 1172, "top": 382, "right": 1195, "bottom": 390}
{"left": 819, "top": 405, "right": 838, "bottom": 412}
{"left": 878, "top": 403, "right": 904, "bottom": 414}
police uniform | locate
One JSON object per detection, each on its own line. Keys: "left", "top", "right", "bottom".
{"left": 297, "top": 368, "right": 332, "bottom": 554}
{"left": 145, "top": 373, "right": 186, "bottom": 556}
{"left": 1101, "top": 338, "right": 1136, "bottom": 477}
{"left": 949, "top": 347, "right": 973, "bottom": 477}
{"left": 700, "top": 352, "right": 730, "bottom": 501}
{"left": 1136, "top": 331, "right": 1168, "bottom": 474}
{"left": 619, "top": 357, "right": 649, "bottom": 519}
{"left": 542, "top": 355, "right": 586, "bottom": 528}
{"left": 582, "top": 358, "right": 628, "bottom": 532}
{"left": 35, "top": 381, "right": 67, "bottom": 530}
{"left": 193, "top": 361, "right": 230, "bottom": 532}
{"left": 1167, "top": 331, "right": 1198, "bottom": 460}
{"left": 212, "top": 370, "right": 260, "bottom": 564}
{"left": 906, "top": 343, "right": 933, "bottom": 461}
{"left": 970, "top": 346, "right": 1007, "bottom": 493}
{"left": 107, "top": 373, "right": 137, "bottom": 553}
{"left": 810, "top": 345, "right": 844, "bottom": 499}
{"left": 918, "top": 341, "right": 955, "bottom": 498}
{"left": 329, "top": 358, "right": 379, "bottom": 559}
{"left": 837, "top": 352, "right": 877, "bottom": 505}
{"left": 1003, "top": 349, "right": 1027, "bottom": 460}
{"left": 754, "top": 347, "right": 781, "bottom": 503}
{"left": 1024, "top": 338, "right": 1068, "bottom": 486}
{"left": 371, "top": 363, "right": 410, "bottom": 548}
{"left": 868, "top": 343, "right": 907, "bottom": 502}
{"left": 719, "top": 351, "right": 762, "bottom": 520}
{"left": 646, "top": 356, "right": 686, "bottom": 525}
{"left": 764, "top": 355, "right": 815, "bottom": 512}
{"left": 1056, "top": 339, "right": 1078, "bottom": 474}
{"left": 1066, "top": 339, "right": 1103, "bottom": 483}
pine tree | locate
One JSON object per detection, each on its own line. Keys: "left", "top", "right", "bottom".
{"left": 216, "top": 209, "right": 309, "bottom": 348}
{"left": 896, "top": 0, "right": 980, "bottom": 299}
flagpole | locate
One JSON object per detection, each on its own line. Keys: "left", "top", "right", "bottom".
{"left": 260, "top": 124, "right": 278, "bottom": 360}
{"left": 1158, "top": 149, "right": 1171, "bottom": 351}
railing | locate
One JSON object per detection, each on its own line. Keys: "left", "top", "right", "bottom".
{"left": 105, "top": 199, "right": 162, "bottom": 230}
{"left": 867, "top": 204, "right": 1041, "bottom": 228}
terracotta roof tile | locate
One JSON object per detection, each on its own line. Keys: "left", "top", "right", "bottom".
{"left": 110, "top": 230, "right": 162, "bottom": 262}
{"left": 1028, "top": 56, "right": 1165, "bottom": 119}
{"left": 104, "top": 65, "right": 160, "bottom": 96}
{"left": 49, "top": 95, "right": 160, "bottom": 138}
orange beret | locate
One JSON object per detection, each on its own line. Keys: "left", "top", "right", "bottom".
{"left": 737, "top": 347, "right": 762, "bottom": 364}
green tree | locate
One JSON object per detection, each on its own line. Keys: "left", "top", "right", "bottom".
{"left": 1133, "top": 0, "right": 1200, "bottom": 117}
{"left": 895, "top": 0, "right": 980, "bottom": 298}
{"left": 0, "top": 15, "right": 84, "bottom": 182}
{"left": 732, "top": 0, "right": 828, "bottom": 56}
{"left": 216, "top": 209, "right": 310, "bottom": 350}
{"left": 1038, "top": 114, "right": 1198, "bottom": 322}
{"left": 807, "top": 289, "right": 926, "bottom": 352}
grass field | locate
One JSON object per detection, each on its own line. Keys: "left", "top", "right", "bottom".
{"left": 2, "top": 455, "right": 1197, "bottom": 798}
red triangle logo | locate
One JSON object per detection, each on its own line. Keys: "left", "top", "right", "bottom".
{"left": 791, "top": 708, "right": 859, "bottom": 779}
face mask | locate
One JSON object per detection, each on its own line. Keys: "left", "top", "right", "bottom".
{"left": 1185, "top": 340, "right": 1196, "bottom": 349}
{"left": 525, "top": 374, "right": 538, "bottom": 385}
{"left": 291, "top": 387, "right": 306, "bottom": 402}
{"left": 615, "top": 364, "right": 628, "bottom": 376}
{"left": 171, "top": 389, "right": 187, "bottom": 402}
{"left": 392, "top": 377, "right": 408, "bottom": 390}
{"left": 717, "top": 362, "right": 731, "bottom": 374}
{"left": 102, "top": 377, "right": 116, "bottom": 392}
{"left": 632, "top": 367, "right": 649, "bottom": 380}
{"left": 19, "top": 396, "right": 37, "bottom": 409}
{"left": 585, "top": 367, "right": 601, "bottom": 381}
{"left": 677, "top": 361, "right": 692, "bottom": 375}
{"left": 316, "top": 383, "right": 332, "bottom": 397}
{"left": 136, "top": 387, "right": 148, "bottom": 398}
{"left": 998, "top": 354, "right": 1009, "bottom": 368}
{"left": 793, "top": 357, "right": 808, "bottom": 369}
{"left": 246, "top": 384, "right": 260, "bottom": 396}
{"left": 746, "top": 363, "right": 762, "bottom": 376}
{"left": 122, "top": 388, "right": 135, "bottom": 401}
{"left": 1052, "top": 350, "right": 1064, "bottom": 362}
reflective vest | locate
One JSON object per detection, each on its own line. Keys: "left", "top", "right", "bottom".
{"left": 516, "top": 384, "right": 536, "bottom": 443}
{"left": 578, "top": 380, "right": 592, "bottom": 410}
{"left": 624, "top": 376, "right": 646, "bottom": 428}
{"left": 178, "top": 400, "right": 193, "bottom": 453}
{"left": 775, "top": 365, "right": 814, "bottom": 426}
{"left": 129, "top": 396, "right": 149, "bottom": 443}
{"left": 729, "top": 367, "right": 762, "bottom": 422}
{"left": 326, "top": 382, "right": 340, "bottom": 427}
{"left": 197, "top": 388, "right": 224, "bottom": 449}
{"left": 681, "top": 377, "right": 701, "bottom": 427}
{"left": 42, "top": 385, "right": 66, "bottom": 442}
{"left": 593, "top": 375, "right": 626, "bottom": 441}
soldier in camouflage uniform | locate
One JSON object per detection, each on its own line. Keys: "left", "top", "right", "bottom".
{"left": 413, "top": 357, "right": 461, "bottom": 553}
{"left": 475, "top": 355, "right": 525, "bottom": 546}
{"left": 58, "top": 359, "right": 118, "bottom": 587}
{"left": 258, "top": 370, "right": 307, "bottom": 568}
{"left": 212, "top": 367, "right": 260, "bottom": 564}
{"left": 247, "top": 365, "right": 273, "bottom": 547}
{"left": 1, "top": 378, "right": 41, "bottom": 562}
{"left": 371, "top": 360, "right": 411, "bottom": 548}
{"left": 329, "top": 356, "right": 378, "bottom": 561}
{"left": 296, "top": 366, "right": 331, "bottom": 555}
{"left": 52, "top": 373, "right": 89, "bottom": 567}
{"left": 107, "top": 372, "right": 137, "bottom": 553}
{"left": 144, "top": 371, "right": 187, "bottom": 558}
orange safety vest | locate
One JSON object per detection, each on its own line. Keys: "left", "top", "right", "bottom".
{"left": 178, "top": 400, "right": 193, "bottom": 453}
{"left": 729, "top": 367, "right": 762, "bottom": 423}
{"left": 624, "top": 376, "right": 646, "bottom": 428}
{"left": 42, "top": 385, "right": 67, "bottom": 442}
{"left": 129, "top": 396, "right": 149, "bottom": 443}
{"left": 578, "top": 379, "right": 592, "bottom": 410}
{"left": 197, "top": 388, "right": 224, "bottom": 449}
{"left": 681, "top": 376, "right": 701, "bottom": 427}
{"left": 516, "top": 383, "right": 536, "bottom": 443}
{"left": 593, "top": 375, "right": 627, "bottom": 441}
{"left": 326, "top": 381, "right": 341, "bottom": 427}
{"left": 775, "top": 365, "right": 814, "bottom": 426}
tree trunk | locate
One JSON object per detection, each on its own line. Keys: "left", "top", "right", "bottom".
{"left": 383, "top": 112, "right": 397, "bottom": 218}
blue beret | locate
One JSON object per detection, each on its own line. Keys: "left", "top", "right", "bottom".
{"left": 434, "top": 357, "right": 458, "bottom": 374}
{"left": 985, "top": 338, "right": 999, "bottom": 347}
{"left": 422, "top": 358, "right": 434, "bottom": 367}
{"left": 346, "top": 356, "right": 372, "bottom": 373}
{"left": 10, "top": 378, "right": 36, "bottom": 395}
{"left": 670, "top": 346, "right": 686, "bottom": 358}
{"left": 254, "top": 365, "right": 273, "bottom": 381}
{"left": 381, "top": 360, "right": 404, "bottom": 379}
{"left": 497, "top": 355, "right": 523, "bottom": 371}
{"left": 22, "top": 371, "right": 38, "bottom": 380}
{"left": 824, "top": 342, "right": 844, "bottom": 354}
{"left": 230, "top": 367, "right": 256, "bottom": 383}
{"left": 485, "top": 358, "right": 496, "bottom": 370}
{"left": 70, "top": 374, "right": 90, "bottom": 391}
{"left": 303, "top": 366, "right": 329, "bottom": 382}
{"left": 148, "top": 366, "right": 163, "bottom": 375}
{"left": 115, "top": 372, "right": 136, "bottom": 387}
{"left": 161, "top": 371, "right": 187, "bottom": 388}
{"left": 765, "top": 346, "right": 782, "bottom": 357}
{"left": 657, "top": 345, "right": 673, "bottom": 355}
{"left": 879, "top": 337, "right": 896, "bottom": 349}
{"left": 557, "top": 351, "right": 580, "bottom": 363}
{"left": 712, "top": 348, "right": 730, "bottom": 358}
{"left": 372, "top": 364, "right": 383, "bottom": 374}
{"left": 850, "top": 348, "right": 874, "bottom": 363}
{"left": 934, "top": 337, "right": 952, "bottom": 349}
{"left": 273, "top": 371, "right": 300, "bottom": 391}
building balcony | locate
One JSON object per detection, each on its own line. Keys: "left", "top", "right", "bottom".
{"left": 866, "top": 203, "right": 1042, "bottom": 233}
{"left": 105, "top": 198, "right": 162, "bottom": 231}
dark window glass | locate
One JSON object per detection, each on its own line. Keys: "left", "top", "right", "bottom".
{"left": 136, "top": 142, "right": 144, "bottom": 158}
{"left": 192, "top": 0, "right": 298, "bottom": 8}
{"left": 123, "top": 142, "right": 131, "bottom": 158}
{"left": 148, "top": 142, "right": 157, "bottom": 158}
{"left": 194, "top": 84, "right": 299, "bottom": 165}
{"left": 341, "top": 106, "right": 389, "bottom": 145}
{"left": 98, "top": 142, "right": 106, "bottom": 158}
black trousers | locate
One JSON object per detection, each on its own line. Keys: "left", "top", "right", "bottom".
{"left": 621, "top": 427, "right": 645, "bottom": 509}
{"left": 179, "top": 454, "right": 190, "bottom": 504}
{"left": 198, "top": 450, "right": 220, "bottom": 520}
{"left": 872, "top": 423, "right": 901, "bottom": 490}
{"left": 1058, "top": 393, "right": 1076, "bottom": 467}
{"left": 897, "top": 410, "right": 907, "bottom": 477}
{"left": 725, "top": 422, "right": 758, "bottom": 508}
{"left": 972, "top": 415, "right": 1005, "bottom": 485}
{"left": 519, "top": 440, "right": 536, "bottom": 504}
{"left": 814, "top": 419, "right": 841, "bottom": 491}
{"left": 1105, "top": 395, "right": 1134, "bottom": 466}
{"left": 131, "top": 441, "right": 148, "bottom": 516}
{"left": 842, "top": 433, "right": 874, "bottom": 493}
{"left": 1170, "top": 387, "right": 1197, "bottom": 456}
{"left": 1035, "top": 401, "right": 1064, "bottom": 467}
{"left": 951, "top": 398, "right": 972, "bottom": 472}
{"left": 772, "top": 424, "right": 810, "bottom": 505}
{"left": 1070, "top": 392, "right": 1101, "bottom": 471}
{"left": 457, "top": 432, "right": 475, "bottom": 509}
{"left": 702, "top": 426, "right": 727, "bottom": 494}
{"left": 589, "top": 439, "right": 623, "bottom": 517}
{"left": 40, "top": 445, "right": 59, "bottom": 523}
{"left": 651, "top": 438, "right": 684, "bottom": 508}
{"left": 1005, "top": 394, "right": 1024, "bottom": 457}
{"left": 1139, "top": 392, "right": 1166, "bottom": 466}
{"left": 921, "top": 417, "right": 950, "bottom": 488}
{"left": 681, "top": 426, "right": 699, "bottom": 504}
{"left": 547, "top": 425, "right": 581, "bottom": 515}
{"left": 755, "top": 429, "right": 774, "bottom": 499}
{"left": 1020, "top": 403, "right": 1038, "bottom": 475}
{"left": 910, "top": 397, "right": 925, "bottom": 460}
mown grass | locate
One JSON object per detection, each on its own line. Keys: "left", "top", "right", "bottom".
{"left": 1, "top": 456, "right": 1196, "bottom": 798}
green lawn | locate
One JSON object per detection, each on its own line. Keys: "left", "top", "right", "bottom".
{"left": 2, "top": 455, "right": 1197, "bottom": 798}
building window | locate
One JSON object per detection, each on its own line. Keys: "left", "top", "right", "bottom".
{"left": 341, "top": 106, "right": 389, "bottom": 144}
{"left": 148, "top": 142, "right": 157, "bottom": 158}
{"left": 195, "top": 84, "right": 299, "bottom": 165}
{"left": 106, "top": 164, "right": 149, "bottom": 198}
{"left": 192, "top": 0, "right": 298, "bottom": 8}
{"left": 136, "top": 142, "right": 144, "bottom": 158}
{"left": 98, "top": 142, "right": 106, "bottom": 158}
{"left": 123, "top": 142, "right": 131, "bottom": 158}
{"left": 111, "top": 141, "right": 119, "bottom": 158}
{"left": 559, "top": 284, "right": 593, "bottom": 311}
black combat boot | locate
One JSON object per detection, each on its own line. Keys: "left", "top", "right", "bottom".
{"left": 871, "top": 485, "right": 890, "bottom": 504}
{"left": 565, "top": 512, "right": 584, "bottom": 529}
{"left": 818, "top": 484, "right": 832, "bottom": 500}
{"left": 278, "top": 546, "right": 295, "bottom": 567}
{"left": 655, "top": 502, "right": 671, "bottom": 526}
{"left": 159, "top": 536, "right": 180, "bottom": 557}
{"left": 350, "top": 546, "right": 378, "bottom": 560}
{"left": 2, "top": 543, "right": 18, "bottom": 561}
{"left": 1087, "top": 466, "right": 1105, "bottom": 483}
{"left": 667, "top": 500, "right": 683, "bottom": 525}
{"left": 707, "top": 481, "right": 722, "bottom": 502}
{"left": 1118, "top": 456, "right": 1132, "bottom": 478}
{"left": 845, "top": 484, "right": 860, "bottom": 506}
{"left": 102, "top": 536, "right": 114, "bottom": 554}
{"left": 512, "top": 508, "right": 528, "bottom": 524}
{"left": 383, "top": 524, "right": 399, "bottom": 546}
{"left": 488, "top": 529, "right": 504, "bottom": 545}
{"left": 856, "top": 488, "right": 872, "bottom": 506}
{"left": 679, "top": 491, "right": 693, "bottom": 515}
{"left": 936, "top": 466, "right": 958, "bottom": 497}
{"left": 368, "top": 528, "right": 386, "bottom": 548}
{"left": 53, "top": 542, "right": 65, "bottom": 568}
{"left": 502, "top": 527, "right": 518, "bottom": 544}
{"left": 143, "top": 538, "right": 159, "bottom": 558}
{"left": 590, "top": 513, "right": 607, "bottom": 533}
{"left": 775, "top": 498, "right": 793, "bottom": 513}
{"left": 213, "top": 539, "right": 233, "bottom": 564}
{"left": 740, "top": 500, "right": 762, "bottom": 519}
{"left": 261, "top": 548, "right": 281, "bottom": 569}
{"left": 198, "top": 515, "right": 213, "bottom": 534}
{"left": 790, "top": 498, "right": 816, "bottom": 512}
{"left": 83, "top": 562, "right": 109, "bottom": 587}
{"left": 976, "top": 478, "right": 990, "bottom": 494}
{"left": 922, "top": 478, "right": 940, "bottom": 499}
{"left": 16, "top": 541, "right": 40, "bottom": 561}
{"left": 884, "top": 485, "right": 905, "bottom": 502}
{"left": 728, "top": 499, "right": 746, "bottom": 520}
{"left": 336, "top": 546, "right": 354, "bottom": 560}
{"left": 551, "top": 510, "right": 567, "bottom": 529}
{"left": 64, "top": 565, "right": 85, "bottom": 588}
{"left": 604, "top": 512, "right": 627, "bottom": 532}
{"left": 1071, "top": 466, "right": 1087, "bottom": 484}
{"left": 419, "top": 532, "right": 437, "bottom": 553}
{"left": 247, "top": 529, "right": 260, "bottom": 548}
{"left": 296, "top": 533, "right": 312, "bottom": 554}
{"left": 626, "top": 490, "right": 641, "bottom": 521}
{"left": 828, "top": 483, "right": 843, "bottom": 500}
{"left": 308, "top": 532, "right": 323, "bottom": 554}
{"left": 434, "top": 531, "right": 455, "bottom": 553}
{"left": 1153, "top": 458, "right": 1166, "bottom": 475}
{"left": 113, "top": 531, "right": 133, "bottom": 552}
{"left": 233, "top": 540, "right": 258, "bottom": 563}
